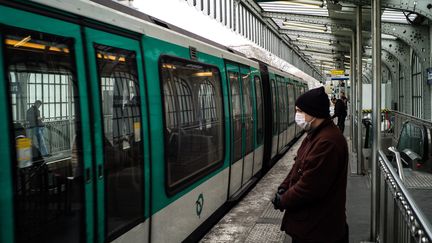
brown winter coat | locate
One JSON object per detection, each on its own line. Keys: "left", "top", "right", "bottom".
{"left": 278, "top": 119, "right": 348, "bottom": 242}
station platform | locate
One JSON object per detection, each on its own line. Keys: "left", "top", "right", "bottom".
{"left": 201, "top": 123, "right": 372, "bottom": 243}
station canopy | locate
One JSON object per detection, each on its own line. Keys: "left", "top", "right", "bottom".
{"left": 254, "top": 0, "right": 420, "bottom": 75}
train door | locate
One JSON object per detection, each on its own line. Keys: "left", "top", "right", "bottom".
{"left": 252, "top": 75, "right": 264, "bottom": 176}
{"left": 84, "top": 28, "right": 149, "bottom": 242}
{"left": 241, "top": 66, "right": 255, "bottom": 185}
{"left": 0, "top": 6, "right": 94, "bottom": 243}
{"left": 226, "top": 62, "right": 243, "bottom": 196}
{"left": 226, "top": 62, "right": 254, "bottom": 196}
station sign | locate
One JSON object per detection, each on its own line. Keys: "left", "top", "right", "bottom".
{"left": 331, "top": 70, "right": 344, "bottom": 76}
{"left": 331, "top": 77, "right": 349, "bottom": 81}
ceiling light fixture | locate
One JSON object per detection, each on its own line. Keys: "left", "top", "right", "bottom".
{"left": 13, "top": 36, "right": 31, "bottom": 47}
{"left": 282, "top": 21, "right": 327, "bottom": 31}
{"left": 296, "top": 37, "right": 332, "bottom": 45}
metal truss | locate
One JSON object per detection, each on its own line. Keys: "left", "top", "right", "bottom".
{"left": 184, "top": 0, "right": 323, "bottom": 80}
{"left": 380, "top": 39, "right": 411, "bottom": 89}
{"left": 381, "top": 50, "right": 399, "bottom": 83}
{"left": 381, "top": 22, "right": 430, "bottom": 67}
{"left": 264, "top": 11, "right": 430, "bottom": 67}
{"left": 340, "top": 0, "right": 432, "bottom": 21}
{"left": 364, "top": 48, "right": 394, "bottom": 84}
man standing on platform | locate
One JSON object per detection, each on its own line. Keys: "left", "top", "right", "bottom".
{"left": 331, "top": 96, "right": 348, "bottom": 133}
{"left": 272, "top": 87, "right": 349, "bottom": 243}
{"left": 26, "top": 100, "right": 49, "bottom": 157}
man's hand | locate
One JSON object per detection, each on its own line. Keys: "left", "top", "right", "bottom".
{"left": 271, "top": 187, "right": 286, "bottom": 212}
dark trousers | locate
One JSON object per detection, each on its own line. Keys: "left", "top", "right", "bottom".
{"left": 337, "top": 115, "right": 346, "bottom": 133}
{"left": 292, "top": 223, "right": 349, "bottom": 243}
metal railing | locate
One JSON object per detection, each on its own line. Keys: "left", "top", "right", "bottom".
{"left": 377, "top": 150, "right": 432, "bottom": 243}
{"left": 44, "top": 120, "right": 73, "bottom": 154}
{"left": 16, "top": 119, "right": 74, "bottom": 154}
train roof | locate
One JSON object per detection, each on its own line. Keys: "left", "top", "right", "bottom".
{"left": 28, "top": 0, "right": 260, "bottom": 69}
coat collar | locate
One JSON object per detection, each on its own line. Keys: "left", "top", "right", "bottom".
{"left": 306, "top": 118, "right": 333, "bottom": 140}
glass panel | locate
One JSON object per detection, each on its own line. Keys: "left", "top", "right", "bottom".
{"left": 5, "top": 28, "right": 84, "bottom": 243}
{"left": 397, "top": 123, "right": 424, "bottom": 159}
{"left": 242, "top": 71, "right": 253, "bottom": 154}
{"left": 254, "top": 76, "right": 264, "bottom": 145}
{"left": 95, "top": 45, "right": 144, "bottom": 237}
{"left": 160, "top": 57, "right": 224, "bottom": 190}
{"left": 229, "top": 71, "right": 243, "bottom": 162}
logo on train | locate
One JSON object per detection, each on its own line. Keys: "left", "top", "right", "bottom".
{"left": 196, "top": 193, "right": 204, "bottom": 218}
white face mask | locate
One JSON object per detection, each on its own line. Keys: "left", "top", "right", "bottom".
{"left": 295, "top": 112, "right": 314, "bottom": 131}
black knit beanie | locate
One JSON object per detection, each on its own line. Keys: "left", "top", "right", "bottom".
{"left": 295, "top": 86, "right": 330, "bottom": 118}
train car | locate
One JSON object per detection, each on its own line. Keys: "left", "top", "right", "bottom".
{"left": 0, "top": 0, "right": 307, "bottom": 243}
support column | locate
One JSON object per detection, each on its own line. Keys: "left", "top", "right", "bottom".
{"left": 371, "top": 0, "right": 381, "bottom": 240}
{"left": 351, "top": 33, "right": 357, "bottom": 155}
{"left": 356, "top": 6, "right": 363, "bottom": 175}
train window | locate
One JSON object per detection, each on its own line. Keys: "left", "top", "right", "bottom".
{"left": 4, "top": 28, "right": 84, "bottom": 242}
{"left": 242, "top": 72, "right": 254, "bottom": 154}
{"left": 288, "top": 84, "right": 295, "bottom": 123}
{"left": 271, "top": 79, "right": 278, "bottom": 135}
{"left": 254, "top": 76, "right": 264, "bottom": 145}
{"left": 160, "top": 56, "right": 224, "bottom": 193}
{"left": 229, "top": 71, "right": 243, "bottom": 163}
{"left": 94, "top": 44, "right": 144, "bottom": 237}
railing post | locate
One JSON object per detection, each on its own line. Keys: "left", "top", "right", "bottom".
{"left": 371, "top": 0, "right": 382, "bottom": 240}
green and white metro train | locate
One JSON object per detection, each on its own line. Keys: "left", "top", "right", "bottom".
{"left": 0, "top": 0, "right": 308, "bottom": 242}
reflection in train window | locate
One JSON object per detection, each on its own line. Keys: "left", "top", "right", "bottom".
{"left": 254, "top": 76, "right": 264, "bottom": 145}
{"left": 243, "top": 72, "right": 254, "bottom": 154}
{"left": 160, "top": 56, "right": 224, "bottom": 193}
{"left": 277, "top": 77, "right": 287, "bottom": 132}
{"left": 288, "top": 84, "right": 295, "bottom": 123}
{"left": 95, "top": 44, "right": 144, "bottom": 238}
{"left": 164, "top": 77, "right": 194, "bottom": 128}
{"left": 229, "top": 71, "right": 243, "bottom": 163}
{"left": 5, "top": 28, "right": 84, "bottom": 243}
